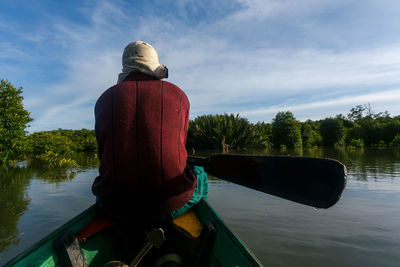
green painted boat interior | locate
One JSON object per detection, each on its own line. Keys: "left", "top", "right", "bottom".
{"left": 5, "top": 199, "right": 262, "bottom": 266}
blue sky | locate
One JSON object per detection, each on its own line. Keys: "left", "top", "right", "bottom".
{"left": 1, "top": 0, "right": 400, "bottom": 132}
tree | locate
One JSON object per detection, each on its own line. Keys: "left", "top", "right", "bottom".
{"left": 359, "top": 118, "right": 381, "bottom": 146}
{"left": 319, "top": 118, "right": 345, "bottom": 147}
{"left": 301, "top": 120, "right": 321, "bottom": 147}
{"left": 27, "top": 131, "right": 78, "bottom": 168}
{"left": 347, "top": 105, "right": 365, "bottom": 122}
{"left": 345, "top": 123, "right": 362, "bottom": 145}
{"left": 0, "top": 79, "right": 33, "bottom": 164}
{"left": 271, "top": 111, "right": 302, "bottom": 149}
{"left": 187, "top": 114, "right": 264, "bottom": 151}
{"left": 393, "top": 134, "right": 400, "bottom": 146}
{"left": 253, "top": 122, "right": 272, "bottom": 148}
{"left": 381, "top": 120, "right": 400, "bottom": 144}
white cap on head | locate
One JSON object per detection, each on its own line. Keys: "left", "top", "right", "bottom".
{"left": 117, "top": 41, "right": 168, "bottom": 83}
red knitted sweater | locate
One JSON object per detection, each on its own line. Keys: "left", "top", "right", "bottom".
{"left": 92, "top": 73, "right": 196, "bottom": 216}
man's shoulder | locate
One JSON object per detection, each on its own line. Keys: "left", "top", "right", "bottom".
{"left": 96, "top": 83, "right": 117, "bottom": 102}
{"left": 162, "top": 80, "right": 180, "bottom": 89}
{"left": 162, "top": 81, "right": 188, "bottom": 100}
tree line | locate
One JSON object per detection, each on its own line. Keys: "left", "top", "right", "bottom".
{"left": 1, "top": 78, "right": 400, "bottom": 167}
{"left": 186, "top": 107, "right": 400, "bottom": 151}
{"left": 27, "top": 129, "right": 97, "bottom": 168}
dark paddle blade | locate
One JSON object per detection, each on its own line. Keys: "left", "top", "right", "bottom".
{"left": 188, "top": 154, "right": 347, "bottom": 209}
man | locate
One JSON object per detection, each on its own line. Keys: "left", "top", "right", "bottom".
{"left": 93, "top": 41, "right": 207, "bottom": 222}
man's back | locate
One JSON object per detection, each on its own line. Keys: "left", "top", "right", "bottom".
{"left": 93, "top": 73, "right": 196, "bottom": 217}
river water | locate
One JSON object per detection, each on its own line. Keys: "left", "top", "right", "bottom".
{"left": 1, "top": 149, "right": 400, "bottom": 266}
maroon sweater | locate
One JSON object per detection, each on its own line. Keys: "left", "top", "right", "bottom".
{"left": 92, "top": 73, "right": 196, "bottom": 216}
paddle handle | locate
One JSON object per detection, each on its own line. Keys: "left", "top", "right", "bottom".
{"left": 187, "top": 156, "right": 208, "bottom": 167}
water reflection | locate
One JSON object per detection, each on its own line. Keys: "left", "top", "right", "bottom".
{"left": 28, "top": 152, "right": 98, "bottom": 184}
{"left": 1, "top": 149, "right": 400, "bottom": 265}
{"left": 0, "top": 153, "right": 97, "bottom": 253}
{"left": 0, "top": 166, "right": 31, "bottom": 252}
{"left": 197, "top": 147, "right": 400, "bottom": 183}
{"left": 206, "top": 148, "right": 400, "bottom": 266}
{"left": 331, "top": 149, "right": 400, "bottom": 182}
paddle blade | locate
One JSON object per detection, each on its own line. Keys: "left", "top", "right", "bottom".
{"left": 188, "top": 154, "right": 347, "bottom": 209}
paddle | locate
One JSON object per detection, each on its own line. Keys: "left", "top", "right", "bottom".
{"left": 187, "top": 154, "right": 347, "bottom": 209}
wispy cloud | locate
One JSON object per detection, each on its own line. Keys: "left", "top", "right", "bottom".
{"left": 1, "top": 0, "right": 400, "bottom": 131}
{"left": 241, "top": 89, "right": 400, "bottom": 121}
{"left": 177, "top": 44, "right": 400, "bottom": 118}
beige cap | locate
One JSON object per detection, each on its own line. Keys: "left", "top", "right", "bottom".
{"left": 118, "top": 41, "right": 168, "bottom": 83}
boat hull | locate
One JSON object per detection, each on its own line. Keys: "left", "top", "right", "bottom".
{"left": 5, "top": 199, "right": 262, "bottom": 266}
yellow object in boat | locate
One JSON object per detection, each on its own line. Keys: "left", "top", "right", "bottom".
{"left": 172, "top": 209, "right": 202, "bottom": 238}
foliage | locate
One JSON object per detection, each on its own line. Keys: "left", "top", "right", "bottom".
{"left": 187, "top": 114, "right": 265, "bottom": 151}
{"left": 253, "top": 122, "right": 272, "bottom": 148}
{"left": 344, "top": 104, "right": 398, "bottom": 147}
{"left": 35, "top": 151, "right": 78, "bottom": 168}
{"left": 0, "top": 79, "right": 33, "bottom": 165}
{"left": 348, "top": 139, "right": 364, "bottom": 150}
{"left": 0, "top": 166, "right": 31, "bottom": 252}
{"left": 345, "top": 123, "right": 362, "bottom": 145}
{"left": 26, "top": 129, "right": 97, "bottom": 168}
{"left": 347, "top": 105, "right": 366, "bottom": 122}
{"left": 187, "top": 114, "right": 223, "bottom": 150}
{"left": 271, "top": 111, "right": 302, "bottom": 149}
{"left": 27, "top": 131, "right": 78, "bottom": 168}
{"left": 359, "top": 118, "right": 381, "bottom": 146}
{"left": 393, "top": 134, "right": 400, "bottom": 147}
{"left": 28, "top": 131, "right": 75, "bottom": 156}
{"left": 319, "top": 117, "right": 345, "bottom": 147}
{"left": 381, "top": 120, "right": 400, "bottom": 144}
{"left": 301, "top": 120, "right": 322, "bottom": 147}
{"left": 53, "top": 129, "right": 97, "bottom": 152}
{"left": 347, "top": 104, "right": 389, "bottom": 122}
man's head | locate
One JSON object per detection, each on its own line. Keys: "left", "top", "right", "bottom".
{"left": 118, "top": 41, "right": 168, "bottom": 82}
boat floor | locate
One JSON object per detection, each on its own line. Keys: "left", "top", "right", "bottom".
{"left": 79, "top": 218, "right": 212, "bottom": 266}
{"left": 6, "top": 199, "right": 262, "bottom": 266}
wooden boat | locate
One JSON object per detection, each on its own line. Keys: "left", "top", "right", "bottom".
{"left": 5, "top": 199, "right": 262, "bottom": 266}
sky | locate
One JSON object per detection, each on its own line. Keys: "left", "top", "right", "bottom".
{"left": 1, "top": 0, "right": 400, "bottom": 132}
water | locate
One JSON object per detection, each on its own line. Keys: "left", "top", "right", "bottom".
{"left": 1, "top": 149, "right": 400, "bottom": 266}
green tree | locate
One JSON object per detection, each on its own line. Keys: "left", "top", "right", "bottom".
{"left": 347, "top": 105, "right": 365, "bottom": 122}
{"left": 359, "top": 118, "right": 381, "bottom": 146}
{"left": 271, "top": 111, "right": 302, "bottom": 149}
{"left": 345, "top": 123, "right": 362, "bottom": 145}
{"left": 393, "top": 134, "right": 400, "bottom": 146}
{"left": 253, "top": 122, "right": 272, "bottom": 148}
{"left": 187, "top": 114, "right": 264, "bottom": 151}
{"left": 301, "top": 120, "right": 321, "bottom": 147}
{"left": 319, "top": 117, "right": 345, "bottom": 147}
{"left": 381, "top": 120, "right": 400, "bottom": 144}
{"left": 0, "top": 79, "right": 33, "bottom": 165}
{"left": 27, "top": 131, "right": 78, "bottom": 168}
{"left": 186, "top": 114, "right": 222, "bottom": 149}
{"left": 336, "top": 114, "right": 355, "bottom": 128}
{"left": 52, "top": 129, "right": 97, "bottom": 152}
{"left": 348, "top": 138, "right": 364, "bottom": 149}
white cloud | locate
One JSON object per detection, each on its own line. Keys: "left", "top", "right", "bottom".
{"left": 3, "top": 0, "right": 400, "bottom": 132}
{"left": 178, "top": 44, "right": 400, "bottom": 118}
{"left": 241, "top": 89, "right": 400, "bottom": 120}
